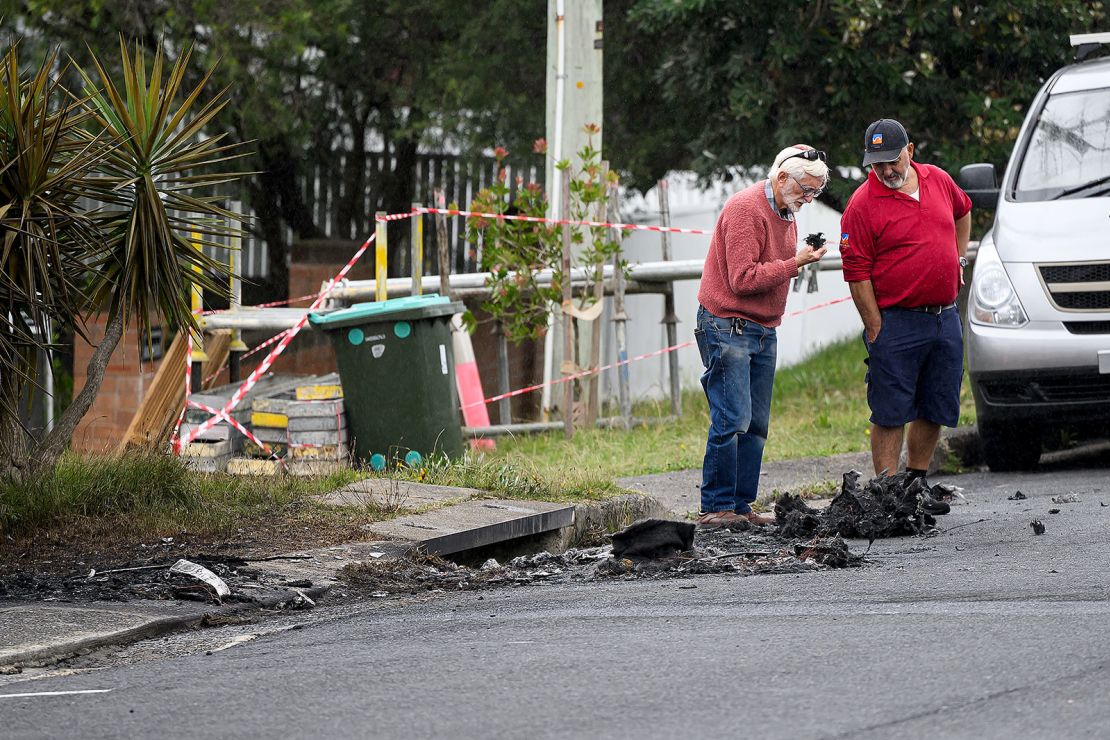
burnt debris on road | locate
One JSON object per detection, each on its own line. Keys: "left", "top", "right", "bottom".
{"left": 776, "top": 470, "right": 962, "bottom": 541}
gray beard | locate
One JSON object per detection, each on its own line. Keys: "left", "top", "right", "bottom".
{"left": 883, "top": 173, "right": 907, "bottom": 189}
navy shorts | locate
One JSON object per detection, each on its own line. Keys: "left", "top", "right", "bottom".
{"left": 863, "top": 306, "right": 964, "bottom": 427}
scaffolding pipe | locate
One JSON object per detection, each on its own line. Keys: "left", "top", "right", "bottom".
{"left": 560, "top": 170, "right": 574, "bottom": 440}
{"left": 464, "top": 415, "right": 674, "bottom": 438}
{"left": 609, "top": 188, "right": 631, "bottom": 428}
{"left": 202, "top": 247, "right": 985, "bottom": 332}
{"left": 328, "top": 259, "right": 706, "bottom": 303}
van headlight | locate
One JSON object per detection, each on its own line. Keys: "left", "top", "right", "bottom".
{"left": 970, "top": 243, "right": 1028, "bottom": 327}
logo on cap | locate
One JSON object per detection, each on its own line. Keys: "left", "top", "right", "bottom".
{"left": 871, "top": 133, "right": 883, "bottom": 147}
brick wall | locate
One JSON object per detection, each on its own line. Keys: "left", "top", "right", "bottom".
{"left": 71, "top": 315, "right": 161, "bottom": 453}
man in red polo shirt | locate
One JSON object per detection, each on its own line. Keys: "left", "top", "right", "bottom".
{"left": 840, "top": 119, "right": 971, "bottom": 513}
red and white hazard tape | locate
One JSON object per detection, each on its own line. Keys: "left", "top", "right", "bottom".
{"left": 463, "top": 295, "right": 854, "bottom": 410}
{"left": 376, "top": 211, "right": 417, "bottom": 222}
{"left": 252, "top": 291, "right": 328, "bottom": 309}
{"left": 784, "top": 295, "right": 852, "bottom": 318}
{"left": 242, "top": 328, "right": 291, "bottom": 360}
{"left": 186, "top": 399, "right": 285, "bottom": 465}
{"left": 409, "top": 206, "right": 712, "bottom": 236}
{"left": 178, "top": 235, "right": 375, "bottom": 448}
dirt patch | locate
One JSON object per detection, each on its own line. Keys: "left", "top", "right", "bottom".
{"left": 0, "top": 514, "right": 373, "bottom": 603}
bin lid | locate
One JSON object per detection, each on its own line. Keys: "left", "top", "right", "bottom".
{"left": 309, "top": 293, "right": 462, "bottom": 328}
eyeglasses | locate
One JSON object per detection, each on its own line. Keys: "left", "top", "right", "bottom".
{"left": 790, "top": 174, "right": 825, "bottom": 199}
{"left": 783, "top": 149, "right": 827, "bottom": 164}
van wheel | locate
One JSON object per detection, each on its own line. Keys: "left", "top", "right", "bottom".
{"left": 978, "top": 421, "right": 1042, "bottom": 472}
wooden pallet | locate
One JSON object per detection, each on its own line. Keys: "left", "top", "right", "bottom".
{"left": 117, "top": 331, "right": 231, "bottom": 454}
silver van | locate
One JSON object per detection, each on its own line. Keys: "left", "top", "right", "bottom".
{"left": 959, "top": 34, "right": 1110, "bottom": 471}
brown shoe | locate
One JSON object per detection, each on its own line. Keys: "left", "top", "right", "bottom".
{"left": 695, "top": 510, "right": 747, "bottom": 529}
{"left": 740, "top": 510, "right": 775, "bottom": 526}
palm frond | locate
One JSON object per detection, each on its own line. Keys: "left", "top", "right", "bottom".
{"left": 79, "top": 39, "right": 247, "bottom": 339}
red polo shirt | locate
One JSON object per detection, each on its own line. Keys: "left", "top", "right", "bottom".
{"left": 840, "top": 162, "right": 971, "bottom": 308}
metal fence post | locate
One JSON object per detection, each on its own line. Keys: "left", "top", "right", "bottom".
{"left": 560, "top": 169, "right": 574, "bottom": 439}
{"left": 585, "top": 162, "right": 608, "bottom": 427}
{"left": 658, "top": 179, "right": 682, "bottom": 417}
{"left": 228, "top": 201, "right": 247, "bottom": 383}
{"left": 609, "top": 187, "right": 631, "bottom": 428}
{"left": 497, "top": 323, "right": 511, "bottom": 425}
{"left": 435, "top": 189, "right": 452, "bottom": 299}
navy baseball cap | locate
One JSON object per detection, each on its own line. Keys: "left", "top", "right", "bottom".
{"left": 862, "top": 119, "right": 909, "bottom": 166}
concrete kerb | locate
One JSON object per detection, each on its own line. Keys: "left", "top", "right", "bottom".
{"left": 538, "top": 492, "right": 666, "bottom": 553}
{"left": 0, "top": 585, "right": 329, "bottom": 672}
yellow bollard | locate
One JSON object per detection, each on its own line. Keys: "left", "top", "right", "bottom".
{"left": 375, "top": 212, "right": 388, "bottom": 302}
{"left": 228, "top": 208, "right": 248, "bottom": 354}
{"left": 190, "top": 230, "right": 209, "bottom": 363}
{"left": 411, "top": 202, "right": 423, "bottom": 296}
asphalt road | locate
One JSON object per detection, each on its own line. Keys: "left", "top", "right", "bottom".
{"left": 4, "top": 457, "right": 1110, "bottom": 739}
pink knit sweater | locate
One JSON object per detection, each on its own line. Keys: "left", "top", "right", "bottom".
{"left": 696, "top": 182, "right": 799, "bottom": 327}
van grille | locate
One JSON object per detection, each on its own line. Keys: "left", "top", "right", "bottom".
{"left": 1064, "top": 321, "right": 1110, "bottom": 334}
{"left": 1039, "top": 262, "right": 1110, "bottom": 312}
{"left": 1040, "top": 264, "right": 1110, "bottom": 282}
{"left": 980, "top": 374, "right": 1110, "bottom": 404}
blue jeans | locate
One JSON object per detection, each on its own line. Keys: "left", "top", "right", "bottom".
{"left": 694, "top": 305, "right": 777, "bottom": 514}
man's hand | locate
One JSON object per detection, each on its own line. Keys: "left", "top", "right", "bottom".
{"left": 865, "top": 323, "right": 881, "bottom": 343}
{"left": 795, "top": 240, "right": 828, "bottom": 268}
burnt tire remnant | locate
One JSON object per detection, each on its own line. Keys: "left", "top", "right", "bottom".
{"left": 610, "top": 519, "right": 696, "bottom": 560}
{"left": 777, "top": 470, "right": 944, "bottom": 541}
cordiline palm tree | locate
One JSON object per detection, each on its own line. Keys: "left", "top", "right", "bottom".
{"left": 0, "top": 39, "right": 246, "bottom": 483}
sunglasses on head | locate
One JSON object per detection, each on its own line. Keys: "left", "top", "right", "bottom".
{"left": 783, "top": 149, "right": 827, "bottom": 164}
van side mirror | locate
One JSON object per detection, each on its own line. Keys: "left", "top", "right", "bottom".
{"left": 959, "top": 163, "right": 999, "bottom": 210}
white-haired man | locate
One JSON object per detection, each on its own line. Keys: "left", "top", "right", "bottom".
{"left": 695, "top": 145, "right": 829, "bottom": 528}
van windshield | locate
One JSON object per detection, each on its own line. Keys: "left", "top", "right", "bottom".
{"left": 1014, "top": 86, "right": 1110, "bottom": 201}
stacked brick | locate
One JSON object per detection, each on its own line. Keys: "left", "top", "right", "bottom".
{"left": 226, "top": 373, "right": 350, "bottom": 477}
{"left": 178, "top": 375, "right": 307, "bottom": 473}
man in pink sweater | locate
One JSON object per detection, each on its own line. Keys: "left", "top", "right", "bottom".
{"left": 695, "top": 145, "right": 829, "bottom": 528}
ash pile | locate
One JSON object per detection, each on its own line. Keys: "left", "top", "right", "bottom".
{"left": 776, "top": 470, "right": 960, "bottom": 541}
{"left": 341, "top": 520, "right": 863, "bottom": 596}
{"left": 0, "top": 554, "right": 318, "bottom": 608}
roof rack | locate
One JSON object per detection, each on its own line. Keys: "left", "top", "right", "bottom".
{"left": 1070, "top": 32, "right": 1110, "bottom": 62}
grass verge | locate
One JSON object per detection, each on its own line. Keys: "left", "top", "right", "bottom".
{"left": 0, "top": 452, "right": 378, "bottom": 556}
{"left": 482, "top": 337, "right": 976, "bottom": 483}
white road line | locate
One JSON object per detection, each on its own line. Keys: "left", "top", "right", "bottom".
{"left": 0, "top": 689, "right": 112, "bottom": 699}
{"left": 208, "top": 634, "right": 258, "bottom": 653}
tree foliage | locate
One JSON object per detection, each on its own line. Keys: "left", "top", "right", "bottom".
{"left": 7, "top": 0, "right": 549, "bottom": 289}
{"left": 620, "top": 0, "right": 1108, "bottom": 203}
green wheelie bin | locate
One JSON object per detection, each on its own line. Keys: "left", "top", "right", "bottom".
{"left": 309, "top": 294, "right": 466, "bottom": 469}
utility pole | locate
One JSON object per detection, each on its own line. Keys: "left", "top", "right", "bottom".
{"left": 542, "top": 0, "right": 603, "bottom": 420}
